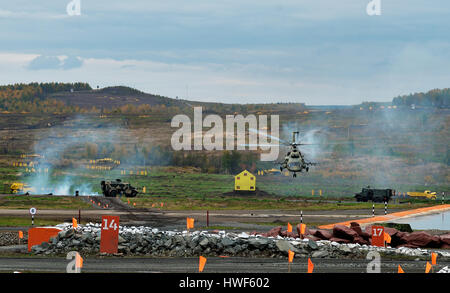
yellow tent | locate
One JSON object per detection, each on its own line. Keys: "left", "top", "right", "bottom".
{"left": 234, "top": 170, "right": 255, "bottom": 192}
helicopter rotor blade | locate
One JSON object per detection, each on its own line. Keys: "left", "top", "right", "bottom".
{"left": 249, "top": 128, "right": 291, "bottom": 146}
{"left": 295, "top": 141, "right": 359, "bottom": 146}
{"left": 239, "top": 144, "right": 279, "bottom": 147}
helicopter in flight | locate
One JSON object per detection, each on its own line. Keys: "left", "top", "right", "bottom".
{"left": 244, "top": 129, "right": 321, "bottom": 178}
{"left": 278, "top": 131, "right": 318, "bottom": 177}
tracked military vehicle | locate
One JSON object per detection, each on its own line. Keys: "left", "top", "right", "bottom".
{"left": 355, "top": 187, "right": 393, "bottom": 203}
{"left": 101, "top": 179, "right": 138, "bottom": 198}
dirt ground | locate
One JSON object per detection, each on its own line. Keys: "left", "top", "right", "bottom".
{"left": 1, "top": 195, "right": 448, "bottom": 238}
{"left": 0, "top": 256, "right": 448, "bottom": 273}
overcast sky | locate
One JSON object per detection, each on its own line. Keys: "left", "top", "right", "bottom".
{"left": 0, "top": 0, "right": 449, "bottom": 105}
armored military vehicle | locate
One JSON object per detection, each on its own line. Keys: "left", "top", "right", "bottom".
{"left": 101, "top": 179, "right": 138, "bottom": 198}
{"left": 355, "top": 187, "right": 393, "bottom": 203}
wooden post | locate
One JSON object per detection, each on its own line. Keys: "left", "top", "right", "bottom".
{"left": 206, "top": 210, "right": 209, "bottom": 227}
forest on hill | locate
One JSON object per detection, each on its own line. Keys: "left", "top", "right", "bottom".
{"left": 393, "top": 88, "right": 450, "bottom": 108}
{"left": 0, "top": 82, "right": 306, "bottom": 115}
{"left": 0, "top": 82, "right": 91, "bottom": 113}
{"left": 0, "top": 82, "right": 448, "bottom": 115}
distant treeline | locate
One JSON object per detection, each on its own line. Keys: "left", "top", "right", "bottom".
{"left": 393, "top": 88, "right": 450, "bottom": 108}
{"left": 84, "top": 143, "right": 258, "bottom": 174}
{"left": 0, "top": 82, "right": 91, "bottom": 100}
{"left": 171, "top": 150, "right": 258, "bottom": 174}
{"left": 0, "top": 82, "right": 306, "bottom": 114}
{"left": 0, "top": 82, "right": 92, "bottom": 113}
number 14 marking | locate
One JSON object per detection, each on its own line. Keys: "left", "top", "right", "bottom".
{"left": 103, "top": 219, "right": 118, "bottom": 230}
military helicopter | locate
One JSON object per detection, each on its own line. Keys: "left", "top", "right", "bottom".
{"left": 244, "top": 129, "right": 320, "bottom": 178}
{"left": 278, "top": 131, "right": 318, "bottom": 177}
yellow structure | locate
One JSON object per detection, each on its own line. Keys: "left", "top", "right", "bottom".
{"left": 407, "top": 190, "right": 437, "bottom": 200}
{"left": 234, "top": 170, "right": 255, "bottom": 192}
{"left": 120, "top": 169, "right": 148, "bottom": 176}
{"left": 10, "top": 182, "right": 34, "bottom": 194}
{"left": 263, "top": 168, "right": 281, "bottom": 175}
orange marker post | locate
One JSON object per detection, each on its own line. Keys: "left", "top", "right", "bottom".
{"left": 288, "top": 250, "right": 294, "bottom": 263}
{"left": 384, "top": 232, "right": 391, "bottom": 247}
{"left": 307, "top": 258, "right": 314, "bottom": 273}
{"left": 300, "top": 223, "right": 306, "bottom": 235}
{"left": 288, "top": 249, "right": 294, "bottom": 273}
{"left": 18, "top": 231, "right": 23, "bottom": 245}
{"left": 75, "top": 253, "right": 83, "bottom": 269}
{"left": 431, "top": 252, "right": 437, "bottom": 266}
{"left": 287, "top": 223, "right": 292, "bottom": 233}
{"left": 425, "top": 262, "right": 432, "bottom": 273}
{"left": 187, "top": 218, "right": 195, "bottom": 230}
{"left": 72, "top": 218, "right": 78, "bottom": 229}
{"left": 199, "top": 256, "right": 207, "bottom": 272}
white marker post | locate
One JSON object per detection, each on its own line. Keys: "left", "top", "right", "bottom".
{"left": 29, "top": 207, "right": 37, "bottom": 226}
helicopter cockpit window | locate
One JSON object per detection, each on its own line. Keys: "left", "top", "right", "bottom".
{"left": 291, "top": 153, "right": 300, "bottom": 158}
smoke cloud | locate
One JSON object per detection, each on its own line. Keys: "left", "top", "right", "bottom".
{"left": 23, "top": 116, "right": 123, "bottom": 195}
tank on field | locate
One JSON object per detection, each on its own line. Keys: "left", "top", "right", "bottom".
{"left": 355, "top": 187, "right": 393, "bottom": 203}
{"left": 101, "top": 179, "right": 138, "bottom": 198}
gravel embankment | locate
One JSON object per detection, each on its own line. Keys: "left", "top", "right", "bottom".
{"left": 28, "top": 223, "right": 450, "bottom": 263}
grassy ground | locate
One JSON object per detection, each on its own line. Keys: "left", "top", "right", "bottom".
{"left": 0, "top": 195, "right": 93, "bottom": 210}
{"left": 0, "top": 164, "right": 446, "bottom": 211}
{"left": 0, "top": 217, "right": 62, "bottom": 227}
{"left": 120, "top": 194, "right": 439, "bottom": 211}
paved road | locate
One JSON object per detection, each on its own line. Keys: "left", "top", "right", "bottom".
{"left": 0, "top": 256, "right": 448, "bottom": 273}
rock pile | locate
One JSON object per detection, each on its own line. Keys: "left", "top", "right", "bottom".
{"left": 257, "top": 222, "right": 450, "bottom": 249}
{"left": 0, "top": 232, "right": 25, "bottom": 246}
{"left": 29, "top": 223, "right": 450, "bottom": 261}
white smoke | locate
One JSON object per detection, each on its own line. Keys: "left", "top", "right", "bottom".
{"left": 281, "top": 121, "right": 327, "bottom": 163}
{"left": 23, "top": 116, "right": 122, "bottom": 196}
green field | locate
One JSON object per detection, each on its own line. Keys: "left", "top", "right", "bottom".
{"left": 0, "top": 217, "right": 62, "bottom": 227}
{"left": 0, "top": 164, "right": 447, "bottom": 211}
{"left": 0, "top": 195, "right": 92, "bottom": 210}
{"left": 0, "top": 105, "right": 448, "bottom": 212}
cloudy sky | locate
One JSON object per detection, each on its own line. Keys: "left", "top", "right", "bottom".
{"left": 0, "top": 0, "right": 449, "bottom": 105}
